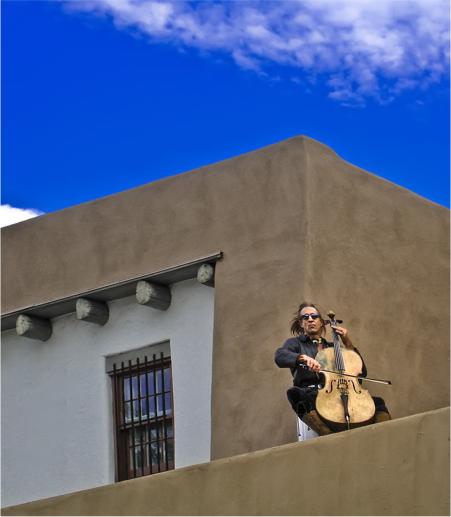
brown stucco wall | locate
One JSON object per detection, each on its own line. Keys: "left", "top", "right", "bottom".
{"left": 2, "top": 407, "right": 449, "bottom": 516}
{"left": 2, "top": 136, "right": 449, "bottom": 460}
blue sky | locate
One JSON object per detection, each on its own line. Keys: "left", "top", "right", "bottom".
{"left": 2, "top": 0, "right": 450, "bottom": 226}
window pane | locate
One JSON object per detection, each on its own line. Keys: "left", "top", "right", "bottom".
{"left": 132, "top": 399, "right": 140, "bottom": 421}
{"left": 159, "top": 442, "right": 166, "bottom": 465}
{"left": 130, "top": 446, "right": 144, "bottom": 471}
{"left": 134, "top": 428, "right": 144, "bottom": 444}
{"left": 150, "top": 441, "right": 160, "bottom": 468}
{"left": 140, "top": 398, "right": 150, "bottom": 419}
{"left": 150, "top": 423, "right": 159, "bottom": 442}
{"left": 164, "top": 392, "right": 172, "bottom": 415}
{"left": 156, "top": 394, "right": 163, "bottom": 416}
{"left": 147, "top": 372, "right": 155, "bottom": 396}
{"left": 124, "top": 401, "right": 131, "bottom": 423}
{"left": 125, "top": 400, "right": 142, "bottom": 423}
{"left": 124, "top": 375, "right": 138, "bottom": 402}
{"left": 124, "top": 378, "right": 131, "bottom": 401}
{"left": 132, "top": 376, "right": 138, "bottom": 400}
{"left": 139, "top": 374, "right": 147, "bottom": 398}
{"left": 156, "top": 369, "right": 162, "bottom": 394}
{"left": 141, "top": 443, "right": 149, "bottom": 470}
{"left": 164, "top": 367, "right": 171, "bottom": 390}
{"left": 145, "top": 397, "right": 155, "bottom": 419}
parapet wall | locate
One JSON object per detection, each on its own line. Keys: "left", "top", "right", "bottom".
{"left": 3, "top": 407, "right": 449, "bottom": 516}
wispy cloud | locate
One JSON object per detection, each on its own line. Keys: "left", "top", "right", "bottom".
{"left": 64, "top": 0, "right": 450, "bottom": 104}
{"left": 0, "top": 205, "right": 44, "bottom": 228}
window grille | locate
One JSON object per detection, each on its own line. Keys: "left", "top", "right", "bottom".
{"left": 109, "top": 352, "right": 174, "bottom": 481}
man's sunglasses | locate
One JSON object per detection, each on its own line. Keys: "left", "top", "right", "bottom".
{"left": 300, "top": 314, "right": 321, "bottom": 321}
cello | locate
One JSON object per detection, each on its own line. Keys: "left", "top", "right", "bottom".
{"left": 313, "top": 311, "right": 390, "bottom": 431}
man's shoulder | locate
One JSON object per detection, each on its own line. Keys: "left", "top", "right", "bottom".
{"left": 281, "top": 336, "right": 301, "bottom": 347}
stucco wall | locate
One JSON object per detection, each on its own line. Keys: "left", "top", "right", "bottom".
{"left": 2, "top": 407, "right": 449, "bottom": 516}
{"left": 2, "top": 136, "right": 449, "bottom": 463}
{"left": 1, "top": 279, "right": 214, "bottom": 507}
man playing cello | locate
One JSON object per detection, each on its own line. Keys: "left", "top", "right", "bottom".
{"left": 275, "top": 302, "right": 391, "bottom": 436}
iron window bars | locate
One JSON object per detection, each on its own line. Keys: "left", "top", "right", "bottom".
{"left": 109, "top": 352, "right": 174, "bottom": 481}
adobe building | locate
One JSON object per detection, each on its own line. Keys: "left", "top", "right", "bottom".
{"left": 1, "top": 136, "right": 449, "bottom": 515}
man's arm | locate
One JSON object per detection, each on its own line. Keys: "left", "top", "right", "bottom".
{"left": 274, "top": 339, "right": 300, "bottom": 368}
{"left": 275, "top": 338, "right": 322, "bottom": 372}
{"left": 331, "top": 325, "right": 354, "bottom": 348}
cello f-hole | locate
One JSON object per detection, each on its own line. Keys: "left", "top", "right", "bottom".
{"left": 350, "top": 380, "right": 362, "bottom": 394}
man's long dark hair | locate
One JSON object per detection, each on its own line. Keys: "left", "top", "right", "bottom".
{"left": 290, "top": 302, "right": 326, "bottom": 335}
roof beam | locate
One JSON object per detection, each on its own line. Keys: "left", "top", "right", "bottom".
{"left": 76, "top": 298, "right": 109, "bottom": 325}
{"left": 16, "top": 314, "right": 52, "bottom": 342}
{"left": 136, "top": 281, "right": 171, "bottom": 310}
{"left": 197, "top": 263, "right": 215, "bottom": 287}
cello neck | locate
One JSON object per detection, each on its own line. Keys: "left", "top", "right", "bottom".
{"left": 331, "top": 321, "right": 345, "bottom": 372}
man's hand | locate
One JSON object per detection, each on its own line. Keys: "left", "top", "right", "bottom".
{"left": 298, "top": 354, "right": 321, "bottom": 372}
{"left": 331, "top": 325, "right": 354, "bottom": 349}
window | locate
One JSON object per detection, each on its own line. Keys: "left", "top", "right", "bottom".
{"left": 109, "top": 351, "right": 174, "bottom": 481}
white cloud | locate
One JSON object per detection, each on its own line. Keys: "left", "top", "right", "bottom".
{"left": 63, "top": 0, "right": 450, "bottom": 104}
{"left": 0, "top": 205, "right": 44, "bottom": 228}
